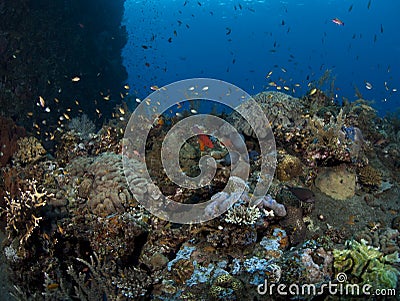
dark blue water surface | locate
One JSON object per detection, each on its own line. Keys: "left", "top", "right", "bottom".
{"left": 122, "top": 0, "right": 400, "bottom": 116}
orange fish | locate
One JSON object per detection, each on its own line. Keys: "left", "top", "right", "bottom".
{"left": 193, "top": 126, "right": 214, "bottom": 151}
{"left": 331, "top": 18, "right": 344, "bottom": 26}
{"left": 198, "top": 134, "right": 214, "bottom": 151}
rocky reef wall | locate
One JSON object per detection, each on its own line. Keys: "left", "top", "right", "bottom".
{"left": 0, "top": 0, "right": 127, "bottom": 129}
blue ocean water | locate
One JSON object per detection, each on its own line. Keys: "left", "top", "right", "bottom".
{"left": 122, "top": 0, "right": 400, "bottom": 116}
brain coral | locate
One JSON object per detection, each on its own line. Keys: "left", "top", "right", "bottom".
{"left": 276, "top": 154, "right": 303, "bottom": 181}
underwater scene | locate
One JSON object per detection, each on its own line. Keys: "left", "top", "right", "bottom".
{"left": 0, "top": 0, "right": 399, "bottom": 300}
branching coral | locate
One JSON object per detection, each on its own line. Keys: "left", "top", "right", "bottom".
{"left": 13, "top": 136, "right": 46, "bottom": 165}
{"left": 67, "top": 114, "right": 96, "bottom": 141}
{"left": 68, "top": 252, "right": 154, "bottom": 300}
{"left": 67, "top": 252, "right": 115, "bottom": 300}
{"left": 224, "top": 205, "right": 261, "bottom": 226}
{"left": 1, "top": 180, "right": 49, "bottom": 256}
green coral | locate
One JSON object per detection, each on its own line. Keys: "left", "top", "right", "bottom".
{"left": 333, "top": 240, "right": 400, "bottom": 290}
{"left": 209, "top": 274, "right": 243, "bottom": 300}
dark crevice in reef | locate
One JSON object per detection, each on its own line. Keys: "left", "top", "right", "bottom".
{"left": 0, "top": 0, "right": 128, "bottom": 131}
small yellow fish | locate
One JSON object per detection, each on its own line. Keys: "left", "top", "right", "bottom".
{"left": 39, "top": 96, "right": 45, "bottom": 107}
{"left": 103, "top": 95, "right": 110, "bottom": 101}
{"left": 310, "top": 88, "right": 317, "bottom": 95}
{"left": 266, "top": 70, "right": 273, "bottom": 78}
{"left": 57, "top": 224, "right": 64, "bottom": 235}
{"left": 71, "top": 76, "right": 80, "bottom": 82}
{"left": 47, "top": 283, "right": 59, "bottom": 290}
{"left": 268, "top": 82, "right": 277, "bottom": 86}
{"left": 63, "top": 113, "right": 70, "bottom": 120}
{"left": 283, "top": 86, "right": 290, "bottom": 91}
{"left": 124, "top": 84, "right": 130, "bottom": 90}
{"left": 150, "top": 85, "right": 159, "bottom": 91}
{"left": 118, "top": 107, "right": 125, "bottom": 114}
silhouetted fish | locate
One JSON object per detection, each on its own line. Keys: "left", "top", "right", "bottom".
{"left": 286, "top": 186, "right": 315, "bottom": 203}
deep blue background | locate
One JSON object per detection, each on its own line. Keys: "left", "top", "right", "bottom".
{"left": 122, "top": 0, "right": 400, "bottom": 116}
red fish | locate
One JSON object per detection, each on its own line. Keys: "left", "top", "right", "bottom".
{"left": 332, "top": 18, "right": 344, "bottom": 26}
{"left": 193, "top": 126, "right": 214, "bottom": 151}
{"left": 198, "top": 134, "right": 214, "bottom": 151}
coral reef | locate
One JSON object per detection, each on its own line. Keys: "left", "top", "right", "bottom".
{"left": 67, "top": 114, "right": 96, "bottom": 141}
{"left": 355, "top": 227, "right": 399, "bottom": 255}
{"left": 276, "top": 153, "right": 303, "bottom": 181}
{"left": 67, "top": 152, "right": 134, "bottom": 216}
{"left": 357, "top": 165, "right": 382, "bottom": 187}
{"left": 1, "top": 85, "right": 399, "bottom": 300}
{"left": 224, "top": 205, "right": 261, "bottom": 226}
{"left": 1, "top": 180, "right": 50, "bottom": 258}
{"left": 13, "top": 136, "right": 46, "bottom": 165}
{"left": 333, "top": 240, "right": 400, "bottom": 290}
